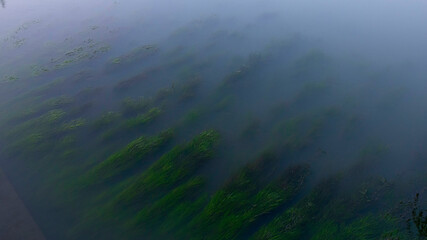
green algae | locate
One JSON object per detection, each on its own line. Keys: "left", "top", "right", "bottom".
{"left": 0, "top": 21, "right": 424, "bottom": 240}
{"left": 0, "top": 19, "right": 40, "bottom": 49}
{"left": 114, "top": 66, "right": 163, "bottom": 92}
{"left": 107, "top": 45, "right": 158, "bottom": 70}
{"left": 101, "top": 107, "right": 162, "bottom": 141}
{"left": 188, "top": 162, "right": 310, "bottom": 240}
{"left": 1, "top": 74, "right": 19, "bottom": 83}
{"left": 124, "top": 107, "right": 162, "bottom": 128}
{"left": 5, "top": 109, "right": 67, "bottom": 139}
{"left": 30, "top": 64, "right": 49, "bottom": 76}
{"left": 311, "top": 215, "right": 405, "bottom": 240}
{"left": 87, "top": 129, "right": 174, "bottom": 184}
{"left": 131, "top": 177, "right": 208, "bottom": 237}
{"left": 120, "top": 97, "right": 150, "bottom": 116}
{"left": 113, "top": 130, "right": 219, "bottom": 209}
{"left": 252, "top": 177, "right": 341, "bottom": 240}
{"left": 61, "top": 118, "right": 86, "bottom": 131}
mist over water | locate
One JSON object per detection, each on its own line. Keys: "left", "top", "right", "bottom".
{"left": 1, "top": 0, "right": 427, "bottom": 239}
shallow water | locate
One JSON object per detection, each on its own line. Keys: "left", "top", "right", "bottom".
{"left": 1, "top": 0, "right": 427, "bottom": 239}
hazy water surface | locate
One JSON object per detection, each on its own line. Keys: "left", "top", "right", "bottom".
{"left": 1, "top": 0, "right": 427, "bottom": 239}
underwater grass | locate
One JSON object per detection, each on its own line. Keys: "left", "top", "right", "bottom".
{"left": 188, "top": 153, "right": 310, "bottom": 240}
{"left": 131, "top": 177, "right": 208, "bottom": 238}
{"left": 112, "top": 129, "right": 220, "bottom": 209}
{"left": 120, "top": 97, "right": 150, "bottom": 116}
{"left": 91, "top": 112, "right": 121, "bottom": 131}
{"left": 125, "top": 107, "right": 162, "bottom": 128}
{"left": 310, "top": 215, "right": 405, "bottom": 240}
{"left": 101, "top": 107, "right": 162, "bottom": 141}
{"left": 252, "top": 176, "right": 341, "bottom": 240}
{"left": 3, "top": 109, "right": 71, "bottom": 156}
{"left": 106, "top": 45, "right": 159, "bottom": 73}
{"left": 85, "top": 129, "right": 174, "bottom": 184}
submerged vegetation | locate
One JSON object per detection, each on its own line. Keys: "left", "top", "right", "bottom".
{"left": 0, "top": 10, "right": 426, "bottom": 240}
{"left": 106, "top": 45, "right": 159, "bottom": 73}
{"left": 86, "top": 129, "right": 174, "bottom": 184}
{"left": 188, "top": 160, "right": 310, "bottom": 240}
{"left": 113, "top": 129, "right": 219, "bottom": 209}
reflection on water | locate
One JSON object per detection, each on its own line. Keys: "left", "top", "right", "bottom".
{"left": 1, "top": 0, "right": 5, "bottom": 8}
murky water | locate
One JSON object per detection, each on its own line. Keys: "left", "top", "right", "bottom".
{"left": 1, "top": 0, "right": 427, "bottom": 239}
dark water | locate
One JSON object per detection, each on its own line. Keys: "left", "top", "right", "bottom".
{"left": 1, "top": 0, "right": 427, "bottom": 239}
